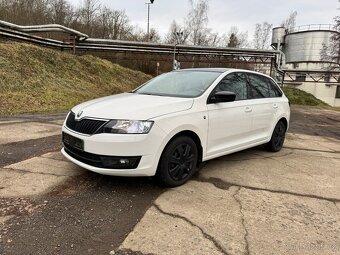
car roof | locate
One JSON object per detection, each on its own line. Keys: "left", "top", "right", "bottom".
{"left": 175, "top": 68, "right": 275, "bottom": 80}
{"left": 175, "top": 68, "right": 231, "bottom": 73}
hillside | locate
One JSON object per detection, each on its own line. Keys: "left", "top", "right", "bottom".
{"left": 282, "top": 86, "right": 329, "bottom": 106}
{"left": 0, "top": 42, "right": 151, "bottom": 115}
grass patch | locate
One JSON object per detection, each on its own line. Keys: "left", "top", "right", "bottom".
{"left": 282, "top": 86, "right": 329, "bottom": 107}
{"left": 283, "top": 86, "right": 340, "bottom": 111}
{"left": 0, "top": 42, "right": 151, "bottom": 116}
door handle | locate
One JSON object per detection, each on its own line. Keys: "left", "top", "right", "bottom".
{"left": 245, "top": 107, "right": 252, "bottom": 113}
{"left": 273, "top": 104, "right": 278, "bottom": 109}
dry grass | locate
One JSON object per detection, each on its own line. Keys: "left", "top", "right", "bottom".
{"left": 0, "top": 42, "right": 151, "bottom": 115}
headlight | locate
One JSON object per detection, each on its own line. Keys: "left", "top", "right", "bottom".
{"left": 103, "top": 120, "right": 154, "bottom": 134}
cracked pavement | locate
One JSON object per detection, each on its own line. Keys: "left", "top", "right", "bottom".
{"left": 0, "top": 106, "right": 340, "bottom": 255}
{"left": 115, "top": 107, "right": 340, "bottom": 255}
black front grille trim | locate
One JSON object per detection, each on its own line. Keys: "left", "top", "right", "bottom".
{"left": 64, "top": 144, "right": 141, "bottom": 169}
{"left": 66, "top": 112, "right": 108, "bottom": 135}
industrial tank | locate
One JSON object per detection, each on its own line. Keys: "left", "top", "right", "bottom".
{"left": 271, "top": 27, "right": 286, "bottom": 48}
{"left": 284, "top": 29, "right": 335, "bottom": 63}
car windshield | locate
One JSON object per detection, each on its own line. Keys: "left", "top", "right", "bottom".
{"left": 134, "top": 71, "right": 222, "bottom": 98}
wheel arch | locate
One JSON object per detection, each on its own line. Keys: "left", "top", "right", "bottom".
{"left": 158, "top": 130, "right": 203, "bottom": 170}
{"left": 278, "top": 117, "right": 289, "bottom": 131}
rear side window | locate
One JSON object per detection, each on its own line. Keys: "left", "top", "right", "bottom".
{"left": 268, "top": 79, "right": 283, "bottom": 97}
{"left": 248, "top": 74, "right": 270, "bottom": 98}
{"left": 214, "top": 73, "right": 249, "bottom": 100}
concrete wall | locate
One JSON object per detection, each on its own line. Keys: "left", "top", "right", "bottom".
{"left": 293, "top": 82, "right": 340, "bottom": 107}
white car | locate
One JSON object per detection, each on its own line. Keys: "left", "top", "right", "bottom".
{"left": 62, "top": 68, "right": 290, "bottom": 187}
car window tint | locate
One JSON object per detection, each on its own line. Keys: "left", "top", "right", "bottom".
{"left": 214, "top": 73, "right": 249, "bottom": 100}
{"left": 268, "top": 79, "right": 283, "bottom": 97}
{"left": 248, "top": 74, "right": 270, "bottom": 99}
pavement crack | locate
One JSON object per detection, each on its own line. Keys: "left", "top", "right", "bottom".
{"left": 153, "top": 203, "right": 230, "bottom": 255}
{"left": 217, "top": 151, "right": 294, "bottom": 163}
{"left": 196, "top": 176, "right": 340, "bottom": 203}
{"left": 232, "top": 187, "right": 250, "bottom": 255}
{"left": 2, "top": 167, "right": 70, "bottom": 177}
{"left": 115, "top": 248, "right": 155, "bottom": 255}
{"left": 283, "top": 146, "right": 339, "bottom": 154}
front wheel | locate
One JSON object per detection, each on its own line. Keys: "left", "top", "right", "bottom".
{"left": 156, "top": 136, "right": 198, "bottom": 187}
{"left": 266, "top": 121, "right": 287, "bottom": 152}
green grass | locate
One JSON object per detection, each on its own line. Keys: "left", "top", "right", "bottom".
{"left": 283, "top": 86, "right": 328, "bottom": 106}
{"left": 0, "top": 42, "right": 151, "bottom": 116}
{"left": 283, "top": 86, "right": 340, "bottom": 111}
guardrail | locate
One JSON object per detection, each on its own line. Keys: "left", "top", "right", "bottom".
{"left": 288, "top": 24, "right": 337, "bottom": 33}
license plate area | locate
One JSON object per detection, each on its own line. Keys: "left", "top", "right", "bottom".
{"left": 62, "top": 132, "right": 84, "bottom": 151}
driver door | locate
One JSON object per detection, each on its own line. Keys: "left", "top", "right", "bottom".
{"left": 206, "top": 72, "right": 253, "bottom": 158}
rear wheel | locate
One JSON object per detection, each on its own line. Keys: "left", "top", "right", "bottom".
{"left": 266, "top": 121, "right": 286, "bottom": 152}
{"left": 156, "top": 136, "right": 198, "bottom": 187}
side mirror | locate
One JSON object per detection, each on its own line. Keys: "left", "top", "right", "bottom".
{"left": 211, "top": 91, "right": 236, "bottom": 103}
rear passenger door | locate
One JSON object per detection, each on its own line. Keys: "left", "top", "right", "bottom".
{"left": 247, "top": 73, "right": 279, "bottom": 141}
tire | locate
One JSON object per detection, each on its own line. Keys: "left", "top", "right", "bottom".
{"left": 266, "top": 121, "right": 287, "bottom": 152}
{"left": 156, "top": 136, "right": 198, "bottom": 187}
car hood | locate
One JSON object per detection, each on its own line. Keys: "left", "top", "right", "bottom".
{"left": 71, "top": 93, "right": 194, "bottom": 120}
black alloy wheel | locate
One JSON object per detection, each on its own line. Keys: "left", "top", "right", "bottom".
{"left": 266, "top": 121, "right": 286, "bottom": 152}
{"left": 156, "top": 136, "right": 198, "bottom": 187}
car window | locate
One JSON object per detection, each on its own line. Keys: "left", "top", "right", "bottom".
{"left": 268, "top": 79, "right": 283, "bottom": 97}
{"left": 248, "top": 74, "right": 270, "bottom": 99}
{"left": 214, "top": 73, "right": 249, "bottom": 101}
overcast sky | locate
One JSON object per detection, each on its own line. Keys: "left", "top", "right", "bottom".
{"left": 69, "top": 0, "right": 339, "bottom": 37}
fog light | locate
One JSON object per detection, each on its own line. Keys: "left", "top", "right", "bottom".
{"left": 100, "top": 156, "right": 141, "bottom": 169}
{"left": 120, "top": 159, "right": 129, "bottom": 165}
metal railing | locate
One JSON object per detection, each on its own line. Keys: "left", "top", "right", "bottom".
{"left": 0, "top": 20, "right": 88, "bottom": 39}
{"left": 288, "top": 24, "right": 337, "bottom": 33}
{"left": 0, "top": 20, "right": 279, "bottom": 58}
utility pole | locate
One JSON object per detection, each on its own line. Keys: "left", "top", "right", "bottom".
{"left": 173, "top": 30, "right": 184, "bottom": 70}
{"left": 146, "top": 0, "right": 155, "bottom": 41}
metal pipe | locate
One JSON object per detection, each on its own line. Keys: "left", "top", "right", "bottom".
{"left": 0, "top": 20, "right": 88, "bottom": 39}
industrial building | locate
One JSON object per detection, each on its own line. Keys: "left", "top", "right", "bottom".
{"left": 272, "top": 24, "right": 340, "bottom": 107}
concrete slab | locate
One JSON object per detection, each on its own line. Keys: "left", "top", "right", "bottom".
{"left": 40, "top": 151, "right": 69, "bottom": 162}
{"left": 236, "top": 188, "right": 340, "bottom": 255}
{"left": 0, "top": 122, "right": 61, "bottom": 144}
{"left": 4, "top": 155, "right": 85, "bottom": 177}
{"left": 117, "top": 132, "right": 340, "bottom": 255}
{"left": 118, "top": 181, "right": 246, "bottom": 255}
{"left": 199, "top": 146, "right": 340, "bottom": 200}
{"left": 118, "top": 206, "right": 224, "bottom": 255}
{"left": 0, "top": 168, "right": 68, "bottom": 198}
{"left": 53, "top": 119, "right": 65, "bottom": 125}
{"left": 117, "top": 183, "right": 340, "bottom": 255}
{"left": 285, "top": 133, "right": 340, "bottom": 152}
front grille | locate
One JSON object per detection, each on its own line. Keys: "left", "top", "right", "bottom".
{"left": 64, "top": 144, "right": 141, "bottom": 169}
{"left": 66, "top": 112, "right": 107, "bottom": 135}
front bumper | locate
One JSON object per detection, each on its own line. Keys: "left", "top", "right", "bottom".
{"left": 61, "top": 123, "right": 167, "bottom": 177}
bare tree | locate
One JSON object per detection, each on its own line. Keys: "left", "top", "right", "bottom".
{"left": 186, "top": 0, "right": 210, "bottom": 46}
{"left": 126, "top": 26, "right": 160, "bottom": 43}
{"left": 79, "top": 0, "right": 100, "bottom": 36}
{"left": 281, "top": 11, "right": 297, "bottom": 31}
{"left": 253, "top": 22, "right": 273, "bottom": 49}
{"left": 164, "top": 20, "right": 190, "bottom": 44}
{"left": 48, "top": 0, "right": 74, "bottom": 25}
{"left": 225, "top": 26, "right": 249, "bottom": 48}
{"left": 321, "top": 16, "right": 340, "bottom": 69}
